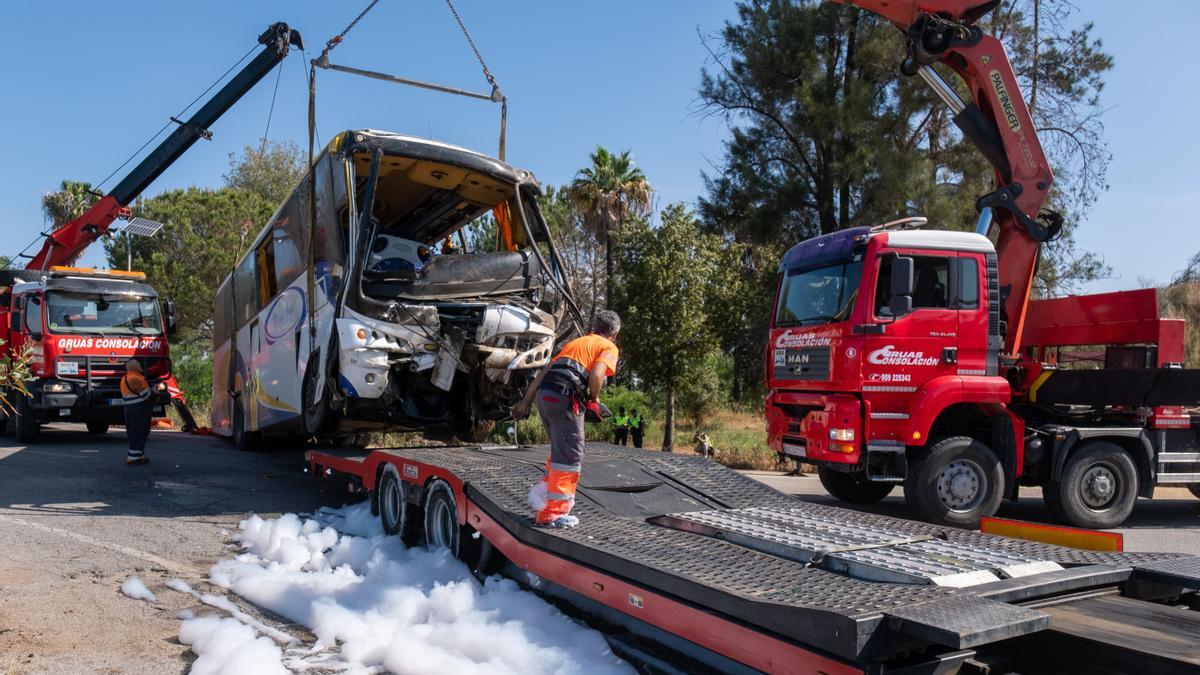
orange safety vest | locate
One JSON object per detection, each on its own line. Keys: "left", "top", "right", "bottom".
{"left": 120, "top": 372, "right": 150, "bottom": 402}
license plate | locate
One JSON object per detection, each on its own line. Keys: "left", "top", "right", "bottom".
{"left": 108, "top": 398, "right": 125, "bottom": 406}
{"left": 783, "top": 442, "right": 807, "bottom": 458}
{"left": 58, "top": 408, "right": 70, "bottom": 417}
{"left": 57, "top": 362, "right": 79, "bottom": 376}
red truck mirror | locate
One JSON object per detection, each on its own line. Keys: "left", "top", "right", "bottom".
{"left": 889, "top": 256, "right": 914, "bottom": 317}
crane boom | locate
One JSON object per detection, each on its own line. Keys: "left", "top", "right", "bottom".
{"left": 26, "top": 22, "right": 303, "bottom": 271}
{"left": 832, "top": 0, "right": 1056, "bottom": 356}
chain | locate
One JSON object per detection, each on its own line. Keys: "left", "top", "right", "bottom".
{"left": 444, "top": 0, "right": 499, "bottom": 91}
{"left": 323, "top": 0, "right": 382, "bottom": 55}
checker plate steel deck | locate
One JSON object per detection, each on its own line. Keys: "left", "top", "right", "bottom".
{"left": 324, "top": 443, "right": 1200, "bottom": 664}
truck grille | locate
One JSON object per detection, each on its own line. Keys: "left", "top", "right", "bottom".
{"left": 773, "top": 346, "right": 831, "bottom": 381}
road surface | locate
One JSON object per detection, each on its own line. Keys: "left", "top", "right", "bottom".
{"left": 1, "top": 427, "right": 1198, "bottom": 673}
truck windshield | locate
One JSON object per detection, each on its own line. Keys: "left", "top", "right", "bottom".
{"left": 45, "top": 292, "right": 162, "bottom": 336}
{"left": 775, "top": 261, "right": 863, "bottom": 327}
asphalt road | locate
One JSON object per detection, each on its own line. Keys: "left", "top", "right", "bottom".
{"left": 2, "top": 427, "right": 1199, "bottom": 674}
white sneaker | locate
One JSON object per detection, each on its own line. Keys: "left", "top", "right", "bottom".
{"left": 539, "top": 515, "right": 579, "bottom": 529}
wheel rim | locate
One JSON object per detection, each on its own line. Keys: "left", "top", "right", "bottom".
{"left": 1079, "top": 463, "right": 1119, "bottom": 510}
{"left": 936, "top": 459, "right": 986, "bottom": 513}
{"left": 382, "top": 477, "right": 402, "bottom": 530}
{"left": 429, "top": 496, "right": 457, "bottom": 550}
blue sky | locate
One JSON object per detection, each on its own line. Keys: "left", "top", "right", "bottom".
{"left": 0, "top": 1, "right": 1196, "bottom": 290}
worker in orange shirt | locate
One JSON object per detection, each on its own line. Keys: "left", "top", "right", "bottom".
{"left": 512, "top": 310, "right": 620, "bottom": 529}
{"left": 120, "top": 359, "right": 153, "bottom": 465}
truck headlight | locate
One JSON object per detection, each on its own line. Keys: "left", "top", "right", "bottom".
{"left": 157, "top": 382, "right": 168, "bottom": 391}
{"left": 829, "top": 428, "right": 855, "bottom": 442}
{"left": 45, "top": 382, "right": 72, "bottom": 393}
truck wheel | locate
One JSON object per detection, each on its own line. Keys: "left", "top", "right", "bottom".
{"left": 1188, "top": 485, "right": 1200, "bottom": 500}
{"left": 818, "top": 466, "right": 895, "bottom": 503}
{"left": 232, "top": 402, "right": 260, "bottom": 452}
{"left": 14, "top": 396, "right": 40, "bottom": 444}
{"left": 905, "top": 436, "right": 1003, "bottom": 528}
{"left": 85, "top": 422, "right": 109, "bottom": 435}
{"left": 423, "top": 480, "right": 485, "bottom": 573}
{"left": 378, "top": 466, "right": 422, "bottom": 546}
{"left": 1045, "top": 442, "right": 1137, "bottom": 529}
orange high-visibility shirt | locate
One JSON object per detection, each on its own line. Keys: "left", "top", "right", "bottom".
{"left": 120, "top": 372, "right": 149, "bottom": 398}
{"left": 552, "top": 334, "right": 619, "bottom": 377}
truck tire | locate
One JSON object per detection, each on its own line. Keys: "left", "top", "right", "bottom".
{"left": 904, "top": 436, "right": 1003, "bottom": 528}
{"left": 1044, "top": 442, "right": 1137, "bottom": 529}
{"left": 1188, "top": 485, "right": 1200, "bottom": 500}
{"left": 14, "top": 396, "right": 40, "bottom": 444}
{"left": 818, "top": 466, "right": 895, "bottom": 503}
{"left": 85, "top": 422, "right": 109, "bottom": 435}
{"left": 232, "top": 402, "right": 261, "bottom": 452}
{"left": 378, "top": 466, "right": 422, "bottom": 546}
{"left": 423, "top": 480, "right": 488, "bottom": 574}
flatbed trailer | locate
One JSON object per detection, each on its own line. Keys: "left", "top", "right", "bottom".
{"left": 308, "top": 443, "right": 1200, "bottom": 673}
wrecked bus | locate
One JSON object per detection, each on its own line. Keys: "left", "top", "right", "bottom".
{"left": 212, "top": 130, "right": 577, "bottom": 449}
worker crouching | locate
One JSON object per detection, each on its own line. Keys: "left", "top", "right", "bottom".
{"left": 513, "top": 310, "right": 620, "bottom": 529}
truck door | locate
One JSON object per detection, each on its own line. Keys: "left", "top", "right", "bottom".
{"left": 863, "top": 254, "right": 959, "bottom": 397}
{"left": 951, "top": 254, "right": 988, "bottom": 376}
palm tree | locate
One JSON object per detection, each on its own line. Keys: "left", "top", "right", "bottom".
{"left": 568, "top": 147, "right": 651, "bottom": 309}
{"left": 42, "top": 180, "right": 99, "bottom": 230}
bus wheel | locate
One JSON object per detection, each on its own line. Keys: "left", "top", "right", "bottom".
{"left": 905, "top": 436, "right": 1003, "bottom": 528}
{"left": 14, "top": 396, "right": 40, "bottom": 444}
{"left": 232, "top": 403, "right": 261, "bottom": 452}
{"left": 817, "top": 466, "right": 894, "bottom": 503}
{"left": 302, "top": 353, "right": 335, "bottom": 436}
{"left": 1045, "top": 442, "right": 1137, "bottom": 529}
{"left": 423, "top": 480, "right": 484, "bottom": 572}
{"left": 378, "top": 465, "right": 422, "bottom": 546}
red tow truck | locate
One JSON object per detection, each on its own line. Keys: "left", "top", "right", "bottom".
{"left": 766, "top": 0, "right": 1200, "bottom": 529}
{"left": 0, "top": 22, "right": 303, "bottom": 441}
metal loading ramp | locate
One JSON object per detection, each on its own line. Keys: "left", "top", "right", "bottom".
{"left": 346, "top": 444, "right": 1200, "bottom": 664}
{"left": 653, "top": 507, "right": 1062, "bottom": 587}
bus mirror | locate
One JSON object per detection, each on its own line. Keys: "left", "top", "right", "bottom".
{"left": 889, "top": 256, "right": 914, "bottom": 317}
{"left": 164, "top": 300, "right": 178, "bottom": 335}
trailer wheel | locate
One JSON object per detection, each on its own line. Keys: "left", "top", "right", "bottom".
{"left": 1045, "top": 442, "right": 1137, "bottom": 529}
{"left": 905, "top": 436, "right": 1002, "bottom": 528}
{"left": 423, "top": 480, "right": 486, "bottom": 573}
{"left": 14, "top": 395, "right": 40, "bottom": 444}
{"left": 85, "top": 422, "right": 109, "bottom": 435}
{"left": 378, "top": 466, "right": 422, "bottom": 546}
{"left": 232, "top": 402, "right": 260, "bottom": 452}
{"left": 818, "top": 466, "right": 895, "bottom": 503}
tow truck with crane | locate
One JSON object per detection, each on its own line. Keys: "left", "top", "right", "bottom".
{"left": 0, "top": 22, "right": 303, "bottom": 441}
{"left": 304, "top": 4, "right": 1200, "bottom": 671}
{"left": 766, "top": 0, "right": 1200, "bottom": 530}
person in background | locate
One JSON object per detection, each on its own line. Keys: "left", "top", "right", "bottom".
{"left": 693, "top": 431, "right": 713, "bottom": 458}
{"left": 613, "top": 406, "right": 630, "bottom": 446}
{"left": 512, "top": 310, "right": 621, "bottom": 529}
{"left": 630, "top": 408, "right": 645, "bottom": 449}
{"left": 120, "top": 359, "right": 153, "bottom": 466}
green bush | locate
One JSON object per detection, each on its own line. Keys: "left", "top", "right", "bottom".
{"left": 171, "top": 340, "right": 213, "bottom": 410}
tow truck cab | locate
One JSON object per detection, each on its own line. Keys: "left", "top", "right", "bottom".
{"left": 767, "top": 225, "right": 1004, "bottom": 468}
{"left": 0, "top": 268, "right": 176, "bottom": 440}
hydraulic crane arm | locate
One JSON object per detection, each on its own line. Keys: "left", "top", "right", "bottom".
{"left": 832, "top": 0, "right": 1057, "bottom": 356}
{"left": 26, "top": 22, "right": 303, "bottom": 271}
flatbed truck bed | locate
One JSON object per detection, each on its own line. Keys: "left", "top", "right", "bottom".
{"left": 307, "top": 443, "right": 1200, "bottom": 674}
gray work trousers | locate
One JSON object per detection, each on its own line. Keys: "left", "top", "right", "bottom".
{"left": 535, "top": 390, "right": 586, "bottom": 467}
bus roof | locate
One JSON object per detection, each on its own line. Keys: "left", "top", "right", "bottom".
{"left": 334, "top": 129, "right": 536, "bottom": 188}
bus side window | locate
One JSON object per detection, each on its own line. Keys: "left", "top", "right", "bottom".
{"left": 233, "top": 254, "right": 257, "bottom": 328}
{"left": 273, "top": 185, "right": 309, "bottom": 291}
{"left": 255, "top": 240, "right": 277, "bottom": 308}
{"left": 213, "top": 277, "right": 232, "bottom": 349}
{"left": 314, "top": 155, "right": 347, "bottom": 299}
